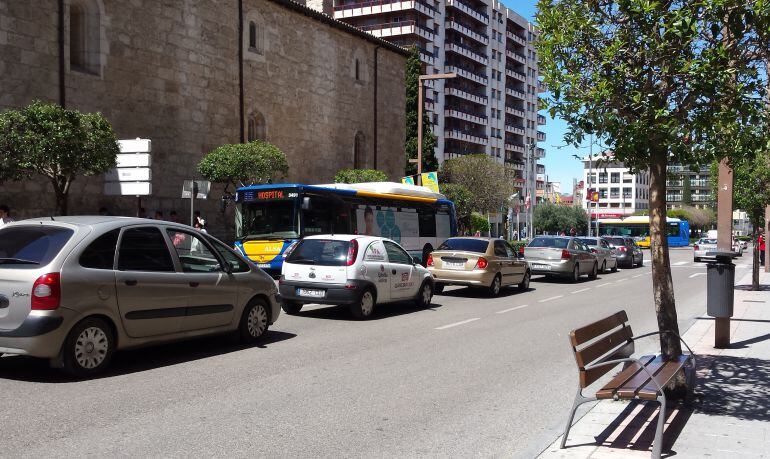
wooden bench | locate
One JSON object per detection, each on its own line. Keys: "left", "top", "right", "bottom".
{"left": 561, "top": 311, "right": 697, "bottom": 458}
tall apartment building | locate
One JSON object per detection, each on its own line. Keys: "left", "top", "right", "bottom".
{"left": 666, "top": 164, "right": 713, "bottom": 210}
{"left": 311, "top": 0, "right": 547, "bottom": 232}
{"left": 580, "top": 156, "right": 650, "bottom": 218}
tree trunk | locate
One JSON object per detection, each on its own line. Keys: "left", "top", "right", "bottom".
{"left": 648, "top": 150, "right": 683, "bottom": 359}
{"left": 752, "top": 225, "right": 759, "bottom": 290}
{"left": 52, "top": 180, "right": 68, "bottom": 216}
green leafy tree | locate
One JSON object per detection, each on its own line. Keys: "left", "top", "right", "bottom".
{"left": 198, "top": 140, "right": 288, "bottom": 193}
{"left": 537, "top": 0, "right": 766, "bottom": 358}
{"left": 405, "top": 46, "right": 438, "bottom": 175}
{"left": 333, "top": 168, "right": 388, "bottom": 183}
{"left": 682, "top": 174, "right": 693, "bottom": 206}
{"left": 534, "top": 202, "right": 588, "bottom": 235}
{"left": 441, "top": 182, "right": 474, "bottom": 234}
{"left": 441, "top": 154, "right": 516, "bottom": 215}
{"left": 470, "top": 212, "right": 491, "bottom": 234}
{"left": 0, "top": 101, "right": 119, "bottom": 215}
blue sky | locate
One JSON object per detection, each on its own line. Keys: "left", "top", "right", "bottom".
{"left": 502, "top": 0, "right": 584, "bottom": 194}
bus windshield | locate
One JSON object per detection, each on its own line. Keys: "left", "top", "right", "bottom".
{"left": 239, "top": 201, "right": 299, "bottom": 240}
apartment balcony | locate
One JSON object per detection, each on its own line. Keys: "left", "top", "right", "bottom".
{"left": 445, "top": 42, "right": 488, "bottom": 66}
{"left": 360, "top": 20, "right": 435, "bottom": 41}
{"left": 505, "top": 124, "right": 525, "bottom": 135}
{"left": 446, "top": 0, "right": 489, "bottom": 24}
{"left": 445, "top": 129, "right": 488, "bottom": 145}
{"left": 537, "top": 114, "right": 546, "bottom": 125}
{"left": 536, "top": 147, "right": 546, "bottom": 158}
{"left": 334, "top": 0, "right": 435, "bottom": 18}
{"left": 505, "top": 67, "right": 526, "bottom": 82}
{"left": 419, "top": 47, "right": 435, "bottom": 66}
{"left": 446, "top": 20, "right": 489, "bottom": 45}
{"left": 425, "top": 100, "right": 435, "bottom": 112}
{"left": 445, "top": 86, "right": 487, "bottom": 105}
{"left": 506, "top": 160, "right": 525, "bottom": 171}
{"left": 537, "top": 131, "right": 546, "bottom": 141}
{"left": 445, "top": 108, "right": 487, "bottom": 126}
{"left": 506, "top": 30, "right": 527, "bottom": 46}
{"left": 505, "top": 87, "right": 526, "bottom": 100}
{"left": 506, "top": 49, "right": 527, "bottom": 64}
{"left": 446, "top": 65, "right": 488, "bottom": 85}
{"left": 505, "top": 142, "right": 526, "bottom": 153}
{"left": 505, "top": 106, "right": 525, "bottom": 118}
{"left": 538, "top": 80, "right": 547, "bottom": 93}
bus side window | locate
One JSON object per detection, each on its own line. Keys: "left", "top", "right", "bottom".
{"left": 418, "top": 209, "right": 437, "bottom": 238}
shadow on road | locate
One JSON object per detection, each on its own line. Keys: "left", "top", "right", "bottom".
{"left": 291, "top": 301, "right": 443, "bottom": 321}
{"left": 0, "top": 330, "right": 297, "bottom": 383}
{"left": 734, "top": 284, "right": 770, "bottom": 291}
{"left": 437, "top": 286, "right": 530, "bottom": 299}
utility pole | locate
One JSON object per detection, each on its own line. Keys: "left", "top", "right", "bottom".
{"left": 413, "top": 72, "right": 456, "bottom": 183}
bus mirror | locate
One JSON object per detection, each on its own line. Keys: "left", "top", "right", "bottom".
{"left": 302, "top": 197, "right": 311, "bottom": 210}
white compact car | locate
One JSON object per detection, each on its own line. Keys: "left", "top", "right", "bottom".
{"left": 279, "top": 235, "right": 434, "bottom": 319}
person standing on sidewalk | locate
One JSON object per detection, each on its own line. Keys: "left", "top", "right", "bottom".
{"left": 0, "top": 205, "right": 14, "bottom": 228}
{"left": 759, "top": 232, "right": 766, "bottom": 266}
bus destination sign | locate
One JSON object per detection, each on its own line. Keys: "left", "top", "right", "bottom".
{"left": 242, "top": 189, "right": 297, "bottom": 202}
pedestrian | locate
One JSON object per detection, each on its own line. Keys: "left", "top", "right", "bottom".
{"left": 137, "top": 207, "right": 147, "bottom": 219}
{"left": 760, "top": 233, "right": 766, "bottom": 266}
{"left": 570, "top": 227, "right": 577, "bottom": 236}
{"left": 154, "top": 210, "right": 163, "bottom": 220}
{"left": 0, "top": 204, "right": 13, "bottom": 227}
{"left": 169, "top": 210, "right": 180, "bottom": 223}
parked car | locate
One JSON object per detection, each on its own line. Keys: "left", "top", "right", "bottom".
{"left": 426, "top": 237, "right": 530, "bottom": 296}
{"left": 603, "top": 236, "right": 644, "bottom": 268}
{"left": 279, "top": 235, "right": 433, "bottom": 319}
{"left": 523, "top": 236, "right": 598, "bottom": 282}
{"left": 0, "top": 217, "right": 281, "bottom": 377}
{"left": 693, "top": 238, "right": 718, "bottom": 262}
{"left": 579, "top": 237, "right": 618, "bottom": 273}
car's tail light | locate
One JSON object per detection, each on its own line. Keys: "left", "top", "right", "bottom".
{"left": 561, "top": 250, "right": 571, "bottom": 260}
{"left": 346, "top": 239, "right": 359, "bottom": 266}
{"left": 31, "top": 273, "right": 61, "bottom": 310}
{"left": 590, "top": 248, "right": 597, "bottom": 253}
{"left": 693, "top": 244, "right": 699, "bottom": 251}
{"left": 618, "top": 246, "right": 627, "bottom": 252}
{"left": 278, "top": 275, "right": 284, "bottom": 285}
{"left": 519, "top": 246, "right": 525, "bottom": 256}
{"left": 475, "top": 257, "right": 488, "bottom": 269}
{"left": 282, "top": 241, "right": 299, "bottom": 258}
{"left": 426, "top": 254, "right": 434, "bottom": 267}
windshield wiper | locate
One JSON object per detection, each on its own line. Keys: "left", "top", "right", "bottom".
{"left": 0, "top": 258, "right": 41, "bottom": 265}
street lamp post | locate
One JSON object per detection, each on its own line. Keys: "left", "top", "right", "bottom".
{"left": 412, "top": 73, "right": 457, "bottom": 180}
{"left": 573, "top": 150, "right": 593, "bottom": 237}
{"left": 529, "top": 141, "right": 537, "bottom": 238}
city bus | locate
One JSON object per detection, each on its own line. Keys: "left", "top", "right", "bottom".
{"left": 597, "top": 216, "right": 690, "bottom": 248}
{"left": 233, "top": 182, "right": 457, "bottom": 273}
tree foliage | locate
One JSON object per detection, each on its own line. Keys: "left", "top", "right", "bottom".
{"left": 333, "top": 168, "right": 388, "bottom": 184}
{"left": 536, "top": 0, "right": 767, "bottom": 358}
{"left": 198, "top": 140, "right": 288, "bottom": 192}
{"left": 441, "top": 154, "right": 516, "bottom": 214}
{"left": 0, "top": 101, "right": 119, "bottom": 215}
{"left": 405, "top": 46, "right": 438, "bottom": 176}
{"left": 534, "top": 202, "right": 588, "bottom": 235}
{"left": 469, "top": 212, "right": 490, "bottom": 234}
{"left": 440, "top": 182, "right": 474, "bottom": 234}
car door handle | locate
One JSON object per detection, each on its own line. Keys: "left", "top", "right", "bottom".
{"left": 124, "top": 279, "right": 138, "bottom": 286}
{"left": 392, "top": 270, "right": 397, "bottom": 275}
{"left": 189, "top": 282, "right": 199, "bottom": 287}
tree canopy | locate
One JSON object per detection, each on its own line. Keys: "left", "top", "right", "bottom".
{"left": 534, "top": 202, "right": 588, "bottom": 235}
{"left": 333, "top": 168, "right": 388, "bottom": 184}
{"left": 441, "top": 154, "right": 516, "bottom": 215}
{"left": 440, "top": 182, "right": 474, "bottom": 234}
{"left": 198, "top": 140, "right": 288, "bottom": 192}
{"left": 0, "top": 101, "right": 119, "bottom": 215}
{"left": 405, "top": 46, "right": 438, "bottom": 175}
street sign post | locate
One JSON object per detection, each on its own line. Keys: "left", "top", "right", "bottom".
{"left": 182, "top": 180, "right": 211, "bottom": 227}
{"left": 105, "top": 138, "right": 153, "bottom": 216}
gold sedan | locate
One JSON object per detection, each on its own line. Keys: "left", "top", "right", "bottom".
{"left": 427, "top": 237, "right": 530, "bottom": 296}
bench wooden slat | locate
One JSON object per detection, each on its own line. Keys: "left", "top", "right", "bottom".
{"left": 615, "top": 356, "right": 673, "bottom": 398}
{"left": 579, "top": 342, "right": 635, "bottom": 387}
{"left": 570, "top": 311, "right": 629, "bottom": 346}
{"left": 574, "top": 325, "right": 633, "bottom": 368}
{"left": 636, "top": 355, "right": 690, "bottom": 400}
{"left": 596, "top": 355, "right": 657, "bottom": 399}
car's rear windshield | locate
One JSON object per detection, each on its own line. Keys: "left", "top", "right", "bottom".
{"left": 579, "top": 238, "right": 599, "bottom": 246}
{"left": 700, "top": 239, "right": 717, "bottom": 245}
{"left": 437, "top": 238, "right": 489, "bottom": 253}
{"left": 528, "top": 237, "right": 569, "bottom": 249}
{"left": 0, "top": 225, "right": 74, "bottom": 268}
{"left": 605, "top": 237, "right": 626, "bottom": 246}
{"left": 286, "top": 239, "right": 351, "bottom": 266}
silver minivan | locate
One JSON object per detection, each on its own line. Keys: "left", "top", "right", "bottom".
{"left": 0, "top": 217, "right": 280, "bottom": 376}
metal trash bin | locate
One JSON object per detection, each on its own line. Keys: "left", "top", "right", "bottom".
{"left": 706, "top": 253, "right": 736, "bottom": 318}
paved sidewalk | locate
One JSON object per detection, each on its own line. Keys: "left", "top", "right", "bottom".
{"left": 538, "top": 268, "right": 770, "bottom": 458}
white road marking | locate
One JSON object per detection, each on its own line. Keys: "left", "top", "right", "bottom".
{"left": 538, "top": 295, "right": 564, "bottom": 303}
{"left": 495, "top": 305, "right": 529, "bottom": 314}
{"left": 674, "top": 261, "right": 688, "bottom": 266}
{"left": 435, "top": 318, "right": 480, "bottom": 330}
{"left": 689, "top": 273, "right": 706, "bottom": 279}
{"left": 632, "top": 273, "right": 644, "bottom": 278}
{"left": 615, "top": 278, "right": 628, "bottom": 282}
{"left": 596, "top": 282, "right": 613, "bottom": 288}
{"left": 643, "top": 260, "right": 651, "bottom": 264}
{"left": 571, "top": 288, "right": 591, "bottom": 294}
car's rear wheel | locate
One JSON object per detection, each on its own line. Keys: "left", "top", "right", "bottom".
{"left": 694, "top": 257, "right": 701, "bottom": 263}
{"left": 518, "top": 270, "right": 530, "bottom": 291}
{"left": 571, "top": 265, "right": 580, "bottom": 283}
{"left": 600, "top": 260, "right": 607, "bottom": 274}
{"left": 637, "top": 255, "right": 644, "bottom": 267}
{"left": 488, "top": 274, "right": 502, "bottom": 297}
{"left": 589, "top": 263, "right": 598, "bottom": 280}
{"left": 611, "top": 261, "right": 618, "bottom": 273}
{"left": 415, "top": 281, "right": 433, "bottom": 308}
{"left": 282, "top": 300, "right": 303, "bottom": 315}
{"left": 350, "top": 289, "right": 375, "bottom": 319}
{"left": 62, "top": 317, "right": 115, "bottom": 378}
{"left": 239, "top": 299, "right": 269, "bottom": 342}
{"left": 434, "top": 283, "right": 445, "bottom": 295}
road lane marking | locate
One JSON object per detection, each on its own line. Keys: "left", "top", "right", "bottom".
{"left": 596, "top": 282, "right": 613, "bottom": 288}
{"left": 615, "top": 278, "right": 628, "bottom": 282}
{"left": 689, "top": 273, "right": 706, "bottom": 279}
{"left": 538, "top": 295, "right": 564, "bottom": 303}
{"left": 496, "top": 305, "right": 529, "bottom": 314}
{"left": 674, "top": 261, "right": 688, "bottom": 266}
{"left": 571, "top": 288, "right": 591, "bottom": 294}
{"left": 632, "top": 273, "right": 644, "bottom": 278}
{"left": 435, "top": 318, "right": 480, "bottom": 330}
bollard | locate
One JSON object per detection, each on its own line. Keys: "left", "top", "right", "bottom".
{"left": 705, "top": 251, "right": 738, "bottom": 348}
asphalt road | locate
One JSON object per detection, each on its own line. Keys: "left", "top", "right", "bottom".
{"left": 0, "top": 248, "right": 750, "bottom": 457}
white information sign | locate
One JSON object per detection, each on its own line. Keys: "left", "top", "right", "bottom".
{"left": 116, "top": 153, "right": 151, "bottom": 168}
{"left": 182, "top": 180, "right": 211, "bottom": 199}
{"left": 105, "top": 167, "right": 151, "bottom": 182}
{"left": 105, "top": 182, "right": 152, "bottom": 196}
{"left": 119, "top": 138, "right": 152, "bottom": 154}
{"left": 105, "top": 138, "right": 152, "bottom": 196}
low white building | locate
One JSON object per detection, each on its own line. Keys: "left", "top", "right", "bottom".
{"left": 579, "top": 155, "right": 650, "bottom": 218}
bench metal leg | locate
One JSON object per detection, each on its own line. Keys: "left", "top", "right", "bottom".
{"left": 651, "top": 395, "right": 667, "bottom": 459}
{"left": 560, "top": 388, "right": 596, "bottom": 449}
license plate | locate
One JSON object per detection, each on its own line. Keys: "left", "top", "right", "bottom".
{"left": 257, "top": 263, "right": 271, "bottom": 268}
{"left": 532, "top": 264, "right": 551, "bottom": 270}
{"left": 444, "top": 262, "right": 465, "bottom": 269}
{"left": 297, "top": 288, "right": 325, "bottom": 298}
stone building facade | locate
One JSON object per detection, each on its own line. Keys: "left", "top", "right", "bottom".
{"left": 0, "top": 0, "right": 408, "bottom": 237}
